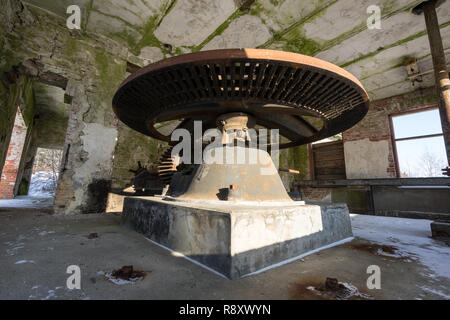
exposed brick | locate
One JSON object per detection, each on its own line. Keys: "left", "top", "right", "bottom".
{"left": 0, "top": 110, "right": 27, "bottom": 199}
{"left": 342, "top": 87, "right": 438, "bottom": 178}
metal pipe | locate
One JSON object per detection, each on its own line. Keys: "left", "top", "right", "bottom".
{"left": 420, "top": 0, "right": 450, "bottom": 164}
{"left": 279, "top": 168, "right": 300, "bottom": 174}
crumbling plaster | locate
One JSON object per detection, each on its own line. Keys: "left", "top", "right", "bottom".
{"left": 1, "top": 1, "right": 131, "bottom": 213}
{"left": 17, "top": 0, "right": 450, "bottom": 100}
{"left": 344, "top": 138, "right": 391, "bottom": 179}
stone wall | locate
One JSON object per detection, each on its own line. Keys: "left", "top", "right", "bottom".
{"left": 0, "top": 1, "right": 143, "bottom": 213}
{"left": 0, "top": 1, "right": 179, "bottom": 212}
{"left": 298, "top": 87, "right": 439, "bottom": 206}
{"left": 16, "top": 82, "right": 69, "bottom": 195}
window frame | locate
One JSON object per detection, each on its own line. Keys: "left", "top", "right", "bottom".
{"left": 389, "top": 105, "right": 444, "bottom": 178}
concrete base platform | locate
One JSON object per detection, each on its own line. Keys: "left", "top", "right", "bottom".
{"left": 121, "top": 197, "right": 353, "bottom": 279}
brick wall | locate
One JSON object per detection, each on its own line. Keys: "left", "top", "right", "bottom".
{"left": 0, "top": 109, "right": 27, "bottom": 199}
{"left": 299, "top": 87, "right": 439, "bottom": 203}
{"left": 343, "top": 87, "right": 438, "bottom": 178}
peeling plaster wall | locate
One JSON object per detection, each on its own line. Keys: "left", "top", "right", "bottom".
{"left": 17, "top": 82, "right": 69, "bottom": 195}
{"left": 54, "top": 79, "right": 121, "bottom": 214}
{"left": 1, "top": 1, "right": 176, "bottom": 213}
{"left": 344, "top": 138, "right": 391, "bottom": 179}
{"left": 343, "top": 87, "right": 438, "bottom": 178}
{"left": 0, "top": 1, "right": 126, "bottom": 213}
{"left": 67, "top": 122, "right": 118, "bottom": 213}
{"left": 31, "top": 83, "right": 68, "bottom": 149}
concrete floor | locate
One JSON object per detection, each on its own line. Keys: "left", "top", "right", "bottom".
{"left": 0, "top": 197, "right": 449, "bottom": 300}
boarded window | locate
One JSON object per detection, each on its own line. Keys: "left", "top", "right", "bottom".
{"left": 311, "top": 140, "right": 346, "bottom": 180}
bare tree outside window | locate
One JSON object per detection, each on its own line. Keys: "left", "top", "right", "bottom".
{"left": 419, "top": 149, "right": 447, "bottom": 177}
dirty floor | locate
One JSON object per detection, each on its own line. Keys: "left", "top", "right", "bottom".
{"left": 0, "top": 197, "right": 449, "bottom": 300}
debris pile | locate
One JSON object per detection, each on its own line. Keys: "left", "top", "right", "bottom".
{"left": 105, "top": 265, "right": 147, "bottom": 285}
{"left": 306, "top": 277, "right": 373, "bottom": 300}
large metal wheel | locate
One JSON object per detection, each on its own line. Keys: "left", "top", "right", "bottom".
{"left": 113, "top": 49, "right": 369, "bottom": 148}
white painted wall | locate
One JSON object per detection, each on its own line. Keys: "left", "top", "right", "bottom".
{"left": 344, "top": 138, "right": 391, "bottom": 179}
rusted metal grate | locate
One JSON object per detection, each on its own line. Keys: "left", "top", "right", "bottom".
{"left": 113, "top": 49, "right": 369, "bottom": 148}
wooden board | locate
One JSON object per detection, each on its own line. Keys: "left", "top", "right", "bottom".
{"left": 312, "top": 140, "right": 346, "bottom": 180}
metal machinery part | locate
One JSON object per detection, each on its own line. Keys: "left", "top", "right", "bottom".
{"left": 113, "top": 49, "right": 370, "bottom": 201}
{"left": 113, "top": 49, "right": 369, "bottom": 148}
{"left": 128, "top": 161, "right": 162, "bottom": 195}
{"left": 157, "top": 146, "right": 180, "bottom": 184}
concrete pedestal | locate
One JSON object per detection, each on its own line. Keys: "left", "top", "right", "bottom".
{"left": 121, "top": 197, "right": 353, "bottom": 279}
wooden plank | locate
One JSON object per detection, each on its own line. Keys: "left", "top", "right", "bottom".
{"left": 311, "top": 141, "right": 345, "bottom": 181}
{"left": 315, "top": 159, "right": 345, "bottom": 168}
{"left": 313, "top": 148, "right": 343, "bottom": 155}
{"left": 315, "top": 174, "right": 346, "bottom": 180}
{"left": 316, "top": 167, "right": 346, "bottom": 175}
{"left": 312, "top": 142, "right": 343, "bottom": 151}
{"left": 312, "top": 140, "right": 343, "bottom": 149}
{"left": 313, "top": 151, "right": 344, "bottom": 161}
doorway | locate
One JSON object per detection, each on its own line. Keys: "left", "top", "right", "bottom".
{"left": 28, "top": 147, "right": 63, "bottom": 198}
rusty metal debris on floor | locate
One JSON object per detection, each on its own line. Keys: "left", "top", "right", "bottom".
{"left": 88, "top": 233, "right": 98, "bottom": 239}
{"left": 307, "top": 277, "right": 373, "bottom": 300}
{"left": 109, "top": 265, "right": 147, "bottom": 281}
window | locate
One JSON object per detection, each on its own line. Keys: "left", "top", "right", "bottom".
{"left": 390, "top": 108, "right": 448, "bottom": 177}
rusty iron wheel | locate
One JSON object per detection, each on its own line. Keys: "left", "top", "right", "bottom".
{"left": 113, "top": 49, "right": 369, "bottom": 149}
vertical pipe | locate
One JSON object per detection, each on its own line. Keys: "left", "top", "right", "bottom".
{"left": 422, "top": 0, "right": 450, "bottom": 165}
